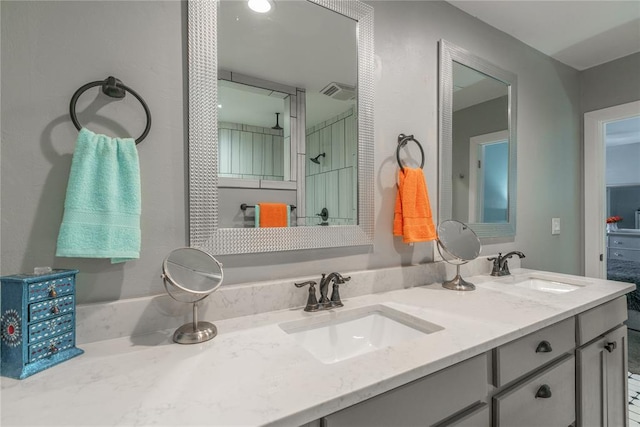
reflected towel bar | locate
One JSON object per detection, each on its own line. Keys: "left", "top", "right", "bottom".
{"left": 241, "top": 204, "right": 296, "bottom": 211}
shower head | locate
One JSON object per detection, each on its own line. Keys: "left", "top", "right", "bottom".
{"left": 310, "top": 153, "right": 326, "bottom": 164}
{"left": 272, "top": 112, "right": 283, "bottom": 130}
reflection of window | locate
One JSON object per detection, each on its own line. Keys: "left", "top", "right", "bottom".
{"left": 469, "top": 131, "right": 509, "bottom": 223}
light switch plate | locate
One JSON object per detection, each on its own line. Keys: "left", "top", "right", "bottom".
{"left": 552, "top": 218, "right": 561, "bottom": 235}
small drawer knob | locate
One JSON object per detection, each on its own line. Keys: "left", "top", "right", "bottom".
{"left": 535, "top": 384, "right": 552, "bottom": 399}
{"left": 535, "top": 340, "right": 553, "bottom": 353}
{"left": 49, "top": 343, "right": 58, "bottom": 353}
{"left": 605, "top": 341, "right": 617, "bottom": 353}
{"left": 51, "top": 305, "right": 60, "bottom": 315}
{"left": 49, "top": 286, "right": 57, "bottom": 298}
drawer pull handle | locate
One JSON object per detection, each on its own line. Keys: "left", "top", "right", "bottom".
{"left": 51, "top": 305, "right": 60, "bottom": 315}
{"left": 49, "top": 286, "right": 57, "bottom": 298}
{"left": 535, "top": 384, "right": 552, "bottom": 399}
{"left": 535, "top": 340, "right": 553, "bottom": 353}
{"left": 605, "top": 341, "right": 617, "bottom": 353}
{"left": 49, "top": 344, "right": 58, "bottom": 353}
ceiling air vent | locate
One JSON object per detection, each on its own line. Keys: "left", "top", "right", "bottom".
{"left": 320, "top": 82, "right": 356, "bottom": 101}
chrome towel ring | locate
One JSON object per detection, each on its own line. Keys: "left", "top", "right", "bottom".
{"left": 396, "top": 133, "right": 425, "bottom": 169}
{"left": 69, "top": 76, "right": 151, "bottom": 144}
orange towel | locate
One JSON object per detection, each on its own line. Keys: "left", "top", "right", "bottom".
{"left": 393, "top": 167, "right": 437, "bottom": 243}
{"left": 258, "top": 203, "right": 288, "bottom": 228}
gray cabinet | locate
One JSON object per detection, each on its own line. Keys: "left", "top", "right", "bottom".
{"left": 576, "top": 296, "right": 628, "bottom": 427}
{"left": 491, "top": 317, "right": 577, "bottom": 426}
{"left": 309, "top": 297, "right": 628, "bottom": 427}
{"left": 493, "top": 317, "right": 575, "bottom": 388}
{"left": 577, "top": 325, "right": 628, "bottom": 427}
{"left": 493, "top": 354, "right": 576, "bottom": 427}
{"left": 322, "top": 353, "right": 490, "bottom": 427}
{"left": 608, "top": 233, "right": 640, "bottom": 262}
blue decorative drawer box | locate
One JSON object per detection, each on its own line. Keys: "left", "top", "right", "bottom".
{"left": 1, "top": 269, "right": 83, "bottom": 379}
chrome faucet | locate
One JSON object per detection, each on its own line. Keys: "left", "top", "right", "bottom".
{"left": 295, "top": 272, "right": 351, "bottom": 312}
{"left": 488, "top": 251, "right": 526, "bottom": 276}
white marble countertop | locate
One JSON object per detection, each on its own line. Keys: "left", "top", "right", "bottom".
{"left": 1, "top": 269, "right": 635, "bottom": 426}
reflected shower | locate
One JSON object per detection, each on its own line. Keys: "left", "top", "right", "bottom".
{"left": 310, "top": 153, "right": 326, "bottom": 164}
{"left": 272, "top": 113, "right": 283, "bottom": 130}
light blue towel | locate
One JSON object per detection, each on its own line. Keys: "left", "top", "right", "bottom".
{"left": 56, "top": 128, "right": 141, "bottom": 263}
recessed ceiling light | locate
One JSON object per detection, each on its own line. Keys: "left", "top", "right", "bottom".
{"left": 248, "top": 0, "right": 273, "bottom": 14}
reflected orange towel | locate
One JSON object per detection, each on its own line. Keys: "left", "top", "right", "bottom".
{"left": 258, "top": 203, "right": 288, "bottom": 228}
{"left": 393, "top": 168, "right": 437, "bottom": 243}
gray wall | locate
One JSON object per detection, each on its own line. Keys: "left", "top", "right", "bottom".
{"left": 1, "top": 1, "right": 583, "bottom": 304}
{"left": 580, "top": 52, "right": 640, "bottom": 114}
{"left": 452, "top": 96, "right": 508, "bottom": 221}
{"left": 607, "top": 143, "right": 640, "bottom": 186}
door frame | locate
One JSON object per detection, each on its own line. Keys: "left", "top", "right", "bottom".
{"left": 583, "top": 100, "right": 640, "bottom": 278}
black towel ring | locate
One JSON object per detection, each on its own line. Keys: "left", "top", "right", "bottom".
{"left": 69, "top": 76, "right": 151, "bottom": 144}
{"left": 396, "top": 133, "right": 425, "bottom": 169}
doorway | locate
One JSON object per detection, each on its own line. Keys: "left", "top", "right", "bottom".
{"left": 469, "top": 131, "right": 509, "bottom": 223}
{"left": 584, "top": 102, "right": 640, "bottom": 380}
{"left": 584, "top": 100, "right": 640, "bottom": 279}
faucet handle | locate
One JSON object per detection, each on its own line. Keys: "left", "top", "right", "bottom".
{"left": 294, "top": 280, "right": 320, "bottom": 312}
{"left": 488, "top": 253, "right": 502, "bottom": 276}
{"left": 295, "top": 280, "right": 317, "bottom": 288}
{"left": 502, "top": 260, "right": 511, "bottom": 276}
{"left": 330, "top": 283, "right": 343, "bottom": 307}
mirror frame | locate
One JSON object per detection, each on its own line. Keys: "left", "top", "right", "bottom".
{"left": 438, "top": 39, "right": 518, "bottom": 238}
{"left": 188, "top": 0, "right": 374, "bottom": 255}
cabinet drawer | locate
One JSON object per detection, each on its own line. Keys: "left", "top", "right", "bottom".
{"left": 28, "top": 295, "right": 74, "bottom": 322}
{"left": 577, "top": 296, "right": 627, "bottom": 345}
{"left": 434, "top": 402, "right": 490, "bottom": 427}
{"left": 27, "top": 275, "right": 75, "bottom": 303}
{"left": 323, "top": 353, "right": 488, "bottom": 427}
{"left": 608, "top": 248, "right": 640, "bottom": 262}
{"left": 28, "top": 331, "right": 75, "bottom": 362}
{"left": 494, "top": 317, "right": 575, "bottom": 387}
{"left": 494, "top": 354, "right": 575, "bottom": 427}
{"left": 28, "top": 313, "right": 74, "bottom": 343}
{"left": 609, "top": 235, "right": 640, "bottom": 250}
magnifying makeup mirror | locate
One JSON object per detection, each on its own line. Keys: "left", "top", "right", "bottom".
{"left": 437, "top": 220, "right": 481, "bottom": 291}
{"left": 162, "top": 247, "right": 224, "bottom": 344}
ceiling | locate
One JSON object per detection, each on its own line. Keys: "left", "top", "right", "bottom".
{"left": 218, "top": 0, "right": 356, "bottom": 129}
{"left": 447, "top": 1, "right": 640, "bottom": 71}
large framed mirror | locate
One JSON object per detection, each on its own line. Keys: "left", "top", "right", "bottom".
{"left": 439, "top": 40, "right": 517, "bottom": 238}
{"left": 188, "top": 0, "right": 374, "bottom": 255}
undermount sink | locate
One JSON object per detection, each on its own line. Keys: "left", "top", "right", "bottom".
{"left": 279, "top": 304, "right": 443, "bottom": 364}
{"left": 512, "top": 277, "right": 587, "bottom": 294}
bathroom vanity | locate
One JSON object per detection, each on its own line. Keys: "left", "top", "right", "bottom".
{"left": 0, "top": 268, "right": 634, "bottom": 426}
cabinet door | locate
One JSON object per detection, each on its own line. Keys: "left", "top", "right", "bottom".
{"left": 577, "top": 325, "right": 628, "bottom": 427}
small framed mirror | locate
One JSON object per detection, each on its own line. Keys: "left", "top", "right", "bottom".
{"left": 162, "top": 248, "right": 224, "bottom": 344}
{"left": 439, "top": 40, "right": 518, "bottom": 239}
{"left": 437, "top": 220, "right": 481, "bottom": 291}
